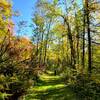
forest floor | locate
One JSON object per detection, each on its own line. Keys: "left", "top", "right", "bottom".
{"left": 25, "top": 71, "right": 77, "bottom": 100}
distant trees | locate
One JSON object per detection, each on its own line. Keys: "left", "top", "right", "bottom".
{"left": 32, "top": 0, "right": 100, "bottom": 77}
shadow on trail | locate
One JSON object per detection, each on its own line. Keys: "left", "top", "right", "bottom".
{"left": 34, "top": 86, "right": 77, "bottom": 100}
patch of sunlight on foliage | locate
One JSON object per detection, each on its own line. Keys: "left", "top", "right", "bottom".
{"left": 40, "top": 73, "right": 62, "bottom": 81}
{"left": 46, "top": 70, "right": 54, "bottom": 74}
{"left": 32, "top": 84, "right": 65, "bottom": 92}
{"left": 91, "top": 74, "right": 100, "bottom": 84}
{"left": 25, "top": 93, "right": 39, "bottom": 100}
{"left": 0, "top": 92, "right": 11, "bottom": 100}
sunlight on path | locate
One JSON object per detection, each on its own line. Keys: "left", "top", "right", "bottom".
{"left": 32, "top": 84, "right": 65, "bottom": 92}
{"left": 25, "top": 71, "right": 77, "bottom": 100}
{"left": 40, "top": 73, "right": 62, "bottom": 81}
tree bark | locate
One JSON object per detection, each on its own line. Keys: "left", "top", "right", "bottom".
{"left": 85, "top": 0, "right": 92, "bottom": 76}
{"left": 64, "top": 17, "right": 76, "bottom": 68}
{"left": 82, "top": 6, "right": 86, "bottom": 69}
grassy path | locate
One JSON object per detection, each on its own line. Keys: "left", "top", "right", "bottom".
{"left": 25, "top": 71, "right": 77, "bottom": 100}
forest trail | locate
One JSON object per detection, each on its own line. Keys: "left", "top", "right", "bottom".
{"left": 25, "top": 71, "right": 77, "bottom": 100}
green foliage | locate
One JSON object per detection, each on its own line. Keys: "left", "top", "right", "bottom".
{"left": 0, "top": 0, "right": 100, "bottom": 99}
{"left": 69, "top": 75, "right": 100, "bottom": 100}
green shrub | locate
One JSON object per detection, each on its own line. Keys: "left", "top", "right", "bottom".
{"left": 69, "top": 74, "right": 100, "bottom": 100}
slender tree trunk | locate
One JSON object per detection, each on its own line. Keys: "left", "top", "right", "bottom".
{"left": 39, "top": 31, "right": 44, "bottom": 67}
{"left": 44, "top": 19, "right": 51, "bottom": 65}
{"left": 44, "top": 34, "right": 48, "bottom": 65}
{"left": 36, "top": 32, "right": 39, "bottom": 56}
{"left": 75, "top": 13, "right": 80, "bottom": 65}
{"left": 82, "top": 7, "right": 86, "bottom": 69}
{"left": 61, "top": 35, "right": 65, "bottom": 67}
{"left": 85, "top": 0, "right": 92, "bottom": 76}
{"left": 64, "top": 17, "right": 76, "bottom": 68}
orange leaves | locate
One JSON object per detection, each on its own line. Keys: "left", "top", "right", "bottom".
{"left": 5, "top": 35, "right": 33, "bottom": 61}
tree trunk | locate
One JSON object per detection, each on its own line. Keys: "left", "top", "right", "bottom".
{"left": 85, "top": 0, "right": 92, "bottom": 76}
{"left": 82, "top": 6, "right": 86, "bottom": 69}
{"left": 44, "top": 19, "right": 52, "bottom": 65}
{"left": 64, "top": 17, "right": 76, "bottom": 68}
{"left": 75, "top": 13, "right": 80, "bottom": 65}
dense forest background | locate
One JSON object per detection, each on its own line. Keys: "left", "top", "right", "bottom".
{"left": 0, "top": 0, "right": 100, "bottom": 100}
